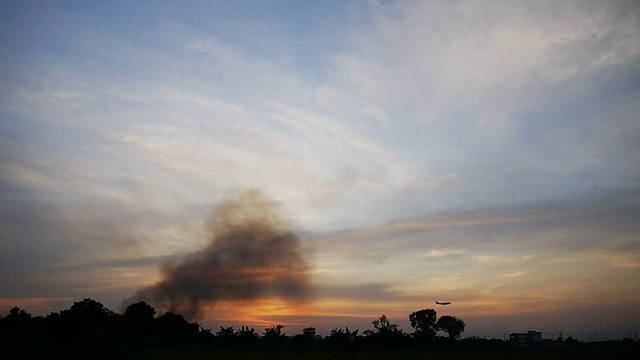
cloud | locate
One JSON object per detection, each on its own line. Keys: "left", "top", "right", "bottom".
{"left": 318, "top": 282, "right": 419, "bottom": 303}
{"left": 1, "top": 0, "right": 639, "bottom": 337}
{"left": 0, "top": 195, "right": 139, "bottom": 272}
{"left": 311, "top": 187, "right": 640, "bottom": 250}
{"left": 323, "top": 0, "right": 640, "bottom": 206}
{"left": 0, "top": 179, "right": 208, "bottom": 310}
{"left": 4, "top": 0, "right": 637, "bottom": 234}
{"left": 472, "top": 255, "right": 536, "bottom": 268}
{"left": 187, "top": 37, "right": 244, "bottom": 68}
{"left": 307, "top": 186, "right": 640, "bottom": 318}
{"left": 420, "top": 250, "right": 466, "bottom": 260}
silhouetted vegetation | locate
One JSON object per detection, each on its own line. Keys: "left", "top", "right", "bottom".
{"left": 1, "top": 300, "right": 638, "bottom": 359}
{"left": 436, "top": 315, "right": 466, "bottom": 340}
{"left": 262, "top": 324, "right": 286, "bottom": 343}
{"left": 409, "top": 308, "right": 437, "bottom": 342}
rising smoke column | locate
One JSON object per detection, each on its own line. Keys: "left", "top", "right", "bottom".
{"left": 125, "top": 190, "right": 312, "bottom": 319}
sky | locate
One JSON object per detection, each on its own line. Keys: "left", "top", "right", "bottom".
{"left": 1, "top": 0, "right": 639, "bottom": 340}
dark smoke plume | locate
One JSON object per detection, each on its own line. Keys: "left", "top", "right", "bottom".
{"left": 124, "top": 190, "right": 311, "bottom": 319}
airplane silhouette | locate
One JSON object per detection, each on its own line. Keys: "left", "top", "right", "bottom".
{"left": 435, "top": 301, "right": 451, "bottom": 305}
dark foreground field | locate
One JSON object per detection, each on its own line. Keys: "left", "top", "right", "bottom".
{"left": 7, "top": 344, "right": 639, "bottom": 360}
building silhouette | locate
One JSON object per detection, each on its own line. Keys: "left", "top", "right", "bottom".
{"left": 509, "top": 330, "right": 542, "bottom": 346}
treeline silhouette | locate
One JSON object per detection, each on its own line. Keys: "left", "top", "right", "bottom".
{"left": 0, "top": 298, "right": 482, "bottom": 350}
{"left": 2, "top": 298, "right": 638, "bottom": 356}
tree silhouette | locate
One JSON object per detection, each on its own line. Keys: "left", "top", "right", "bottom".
{"left": 58, "top": 298, "right": 117, "bottom": 340}
{"left": 409, "top": 308, "right": 437, "bottom": 341}
{"left": 293, "top": 326, "right": 321, "bottom": 343}
{"left": 154, "top": 312, "right": 199, "bottom": 341}
{"left": 123, "top": 301, "right": 156, "bottom": 336}
{"left": 367, "top": 315, "right": 405, "bottom": 346}
{"left": 437, "top": 315, "right": 465, "bottom": 340}
{"left": 302, "top": 327, "right": 317, "bottom": 338}
{"left": 262, "top": 324, "right": 285, "bottom": 342}
{"left": 236, "top": 326, "right": 259, "bottom": 343}
{"left": 7, "top": 307, "right": 32, "bottom": 321}
{"left": 63, "top": 298, "right": 114, "bottom": 327}
{"left": 216, "top": 325, "right": 235, "bottom": 342}
{"left": 371, "top": 314, "right": 399, "bottom": 335}
{"left": 198, "top": 326, "right": 215, "bottom": 342}
{"left": 326, "top": 327, "right": 359, "bottom": 347}
{"left": 0, "top": 297, "right": 488, "bottom": 351}
{"left": 0, "top": 307, "right": 35, "bottom": 343}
